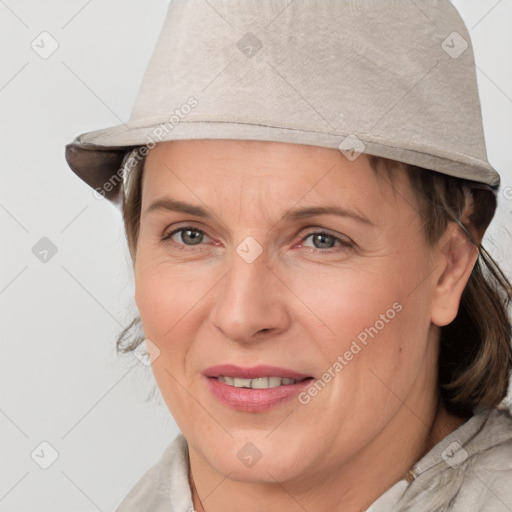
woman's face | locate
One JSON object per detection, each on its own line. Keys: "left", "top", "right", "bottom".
{"left": 135, "top": 139, "right": 447, "bottom": 486}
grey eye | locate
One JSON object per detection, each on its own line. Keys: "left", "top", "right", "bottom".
{"left": 309, "top": 233, "right": 337, "bottom": 249}
{"left": 179, "top": 229, "right": 204, "bottom": 245}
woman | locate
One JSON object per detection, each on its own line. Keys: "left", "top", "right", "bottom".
{"left": 65, "top": 1, "right": 512, "bottom": 510}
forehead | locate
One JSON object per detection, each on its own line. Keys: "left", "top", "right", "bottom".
{"left": 140, "top": 139, "right": 414, "bottom": 219}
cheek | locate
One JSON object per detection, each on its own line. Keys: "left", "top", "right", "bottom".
{"left": 134, "top": 262, "right": 204, "bottom": 423}
{"left": 134, "top": 254, "right": 210, "bottom": 339}
{"left": 133, "top": 255, "right": 219, "bottom": 394}
{"left": 135, "top": 270, "right": 172, "bottom": 340}
{"left": 285, "top": 253, "right": 432, "bottom": 381}
{"left": 286, "top": 264, "right": 402, "bottom": 339}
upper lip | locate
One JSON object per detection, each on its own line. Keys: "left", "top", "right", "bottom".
{"left": 203, "top": 364, "right": 311, "bottom": 381}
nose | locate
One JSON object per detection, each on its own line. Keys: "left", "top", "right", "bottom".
{"left": 208, "top": 248, "right": 291, "bottom": 344}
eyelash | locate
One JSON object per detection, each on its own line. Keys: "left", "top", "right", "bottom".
{"left": 161, "top": 225, "right": 353, "bottom": 253}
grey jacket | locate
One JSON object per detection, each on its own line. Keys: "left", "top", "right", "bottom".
{"left": 117, "top": 407, "right": 512, "bottom": 511}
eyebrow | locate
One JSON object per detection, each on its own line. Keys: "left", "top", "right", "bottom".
{"left": 145, "top": 198, "right": 209, "bottom": 218}
{"left": 283, "top": 205, "right": 373, "bottom": 225}
{"left": 144, "top": 198, "right": 373, "bottom": 225}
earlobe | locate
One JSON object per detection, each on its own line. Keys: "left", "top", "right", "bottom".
{"left": 430, "top": 223, "right": 479, "bottom": 327}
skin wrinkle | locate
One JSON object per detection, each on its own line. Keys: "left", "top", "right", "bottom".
{"left": 133, "top": 139, "right": 477, "bottom": 512}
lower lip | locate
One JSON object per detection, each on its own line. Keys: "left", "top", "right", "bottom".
{"left": 205, "top": 377, "right": 313, "bottom": 412}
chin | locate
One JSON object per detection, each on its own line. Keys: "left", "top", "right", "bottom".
{"left": 191, "top": 432, "right": 314, "bottom": 484}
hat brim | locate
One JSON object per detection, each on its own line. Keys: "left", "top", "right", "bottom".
{"left": 65, "top": 118, "right": 501, "bottom": 205}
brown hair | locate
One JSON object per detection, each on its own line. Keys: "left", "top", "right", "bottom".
{"left": 118, "top": 149, "right": 512, "bottom": 417}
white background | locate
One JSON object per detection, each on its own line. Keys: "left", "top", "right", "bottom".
{"left": 1, "top": 1, "right": 511, "bottom": 510}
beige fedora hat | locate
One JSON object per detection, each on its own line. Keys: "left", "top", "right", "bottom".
{"left": 65, "top": 0, "right": 500, "bottom": 204}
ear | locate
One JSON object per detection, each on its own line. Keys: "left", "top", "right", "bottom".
{"left": 430, "top": 222, "right": 479, "bottom": 327}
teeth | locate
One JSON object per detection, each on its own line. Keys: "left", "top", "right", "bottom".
{"left": 268, "top": 376, "right": 283, "bottom": 388}
{"left": 251, "top": 377, "right": 269, "bottom": 389}
{"left": 233, "top": 377, "right": 252, "bottom": 388}
{"left": 217, "top": 376, "right": 297, "bottom": 389}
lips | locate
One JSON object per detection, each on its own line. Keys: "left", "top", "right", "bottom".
{"left": 203, "top": 365, "right": 313, "bottom": 412}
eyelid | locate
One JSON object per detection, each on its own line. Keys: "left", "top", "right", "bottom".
{"left": 299, "top": 226, "right": 353, "bottom": 243}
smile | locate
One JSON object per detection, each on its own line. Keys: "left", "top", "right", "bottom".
{"left": 216, "top": 376, "right": 298, "bottom": 388}
{"left": 204, "top": 365, "right": 314, "bottom": 412}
